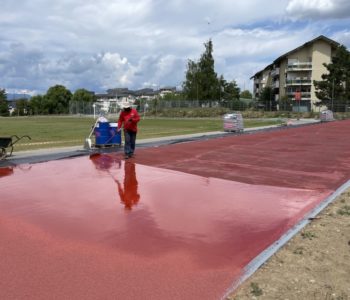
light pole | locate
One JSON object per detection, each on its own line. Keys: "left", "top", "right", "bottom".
{"left": 92, "top": 103, "right": 96, "bottom": 119}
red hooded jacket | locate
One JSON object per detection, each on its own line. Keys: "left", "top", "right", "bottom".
{"left": 117, "top": 108, "right": 140, "bottom": 132}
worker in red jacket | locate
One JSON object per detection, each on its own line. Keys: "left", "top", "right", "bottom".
{"left": 117, "top": 102, "right": 140, "bottom": 159}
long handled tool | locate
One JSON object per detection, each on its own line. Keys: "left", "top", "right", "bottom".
{"left": 84, "top": 118, "right": 100, "bottom": 150}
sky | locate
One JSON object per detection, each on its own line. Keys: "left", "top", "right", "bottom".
{"left": 1, "top": 0, "right": 350, "bottom": 95}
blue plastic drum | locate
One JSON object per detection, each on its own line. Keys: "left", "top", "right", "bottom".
{"left": 94, "top": 122, "right": 121, "bottom": 146}
{"left": 109, "top": 123, "right": 121, "bottom": 145}
{"left": 94, "top": 122, "right": 110, "bottom": 146}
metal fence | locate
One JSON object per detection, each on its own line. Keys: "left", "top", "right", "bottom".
{"left": 69, "top": 101, "right": 119, "bottom": 116}
{"left": 145, "top": 99, "right": 252, "bottom": 110}
{"left": 68, "top": 99, "right": 252, "bottom": 115}
{"left": 69, "top": 101, "right": 95, "bottom": 115}
{"left": 325, "top": 102, "right": 350, "bottom": 113}
{"left": 68, "top": 99, "right": 350, "bottom": 116}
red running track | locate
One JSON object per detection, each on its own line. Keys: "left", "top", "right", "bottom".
{"left": 135, "top": 120, "right": 350, "bottom": 191}
{"left": 0, "top": 120, "right": 350, "bottom": 299}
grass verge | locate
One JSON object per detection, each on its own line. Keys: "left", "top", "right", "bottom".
{"left": 0, "top": 116, "right": 282, "bottom": 151}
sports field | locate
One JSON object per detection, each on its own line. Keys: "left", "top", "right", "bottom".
{"left": 0, "top": 116, "right": 282, "bottom": 151}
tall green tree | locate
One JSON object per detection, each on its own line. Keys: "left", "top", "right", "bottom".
{"left": 44, "top": 85, "right": 72, "bottom": 114}
{"left": 198, "top": 39, "right": 219, "bottom": 101}
{"left": 259, "top": 86, "right": 273, "bottom": 110}
{"left": 29, "top": 95, "right": 45, "bottom": 115}
{"left": 0, "top": 89, "right": 9, "bottom": 116}
{"left": 0, "top": 89, "right": 6, "bottom": 102}
{"left": 71, "top": 89, "right": 96, "bottom": 114}
{"left": 240, "top": 90, "right": 252, "bottom": 99}
{"left": 218, "top": 75, "right": 227, "bottom": 101}
{"left": 224, "top": 80, "right": 240, "bottom": 101}
{"left": 218, "top": 76, "right": 245, "bottom": 110}
{"left": 314, "top": 45, "right": 350, "bottom": 111}
{"left": 183, "top": 59, "right": 200, "bottom": 100}
{"left": 72, "top": 88, "right": 95, "bottom": 103}
{"left": 183, "top": 39, "right": 219, "bottom": 101}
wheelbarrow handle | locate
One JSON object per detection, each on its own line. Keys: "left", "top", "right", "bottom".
{"left": 10, "top": 135, "right": 19, "bottom": 141}
{"left": 10, "top": 135, "right": 31, "bottom": 146}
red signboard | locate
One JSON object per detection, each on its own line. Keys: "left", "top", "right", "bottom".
{"left": 294, "top": 91, "right": 301, "bottom": 101}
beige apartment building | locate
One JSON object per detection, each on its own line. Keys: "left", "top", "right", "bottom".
{"left": 251, "top": 35, "right": 339, "bottom": 112}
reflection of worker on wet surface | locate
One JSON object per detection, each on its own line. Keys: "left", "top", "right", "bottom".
{"left": 89, "top": 153, "right": 121, "bottom": 171}
{"left": 0, "top": 167, "right": 14, "bottom": 178}
{"left": 117, "top": 162, "right": 140, "bottom": 210}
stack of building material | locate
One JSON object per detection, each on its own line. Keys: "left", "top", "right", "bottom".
{"left": 320, "top": 110, "right": 334, "bottom": 122}
{"left": 223, "top": 113, "right": 244, "bottom": 132}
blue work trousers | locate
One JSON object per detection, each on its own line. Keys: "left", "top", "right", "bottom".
{"left": 124, "top": 130, "right": 137, "bottom": 156}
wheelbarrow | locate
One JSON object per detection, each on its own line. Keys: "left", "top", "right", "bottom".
{"left": 0, "top": 135, "right": 31, "bottom": 160}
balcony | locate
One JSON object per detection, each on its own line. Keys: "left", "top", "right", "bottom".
{"left": 287, "top": 62, "right": 312, "bottom": 71}
{"left": 271, "top": 68, "right": 280, "bottom": 77}
{"left": 273, "top": 80, "right": 280, "bottom": 88}
{"left": 287, "top": 92, "right": 311, "bottom": 100}
{"left": 285, "top": 78, "right": 312, "bottom": 86}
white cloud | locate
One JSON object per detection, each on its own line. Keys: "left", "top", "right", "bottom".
{"left": 0, "top": 0, "right": 349, "bottom": 94}
{"left": 212, "top": 26, "right": 326, "bottom": 90}
{"left": 286, "top": 0, "right": 350, "bottom": 19}
{"left": 331, "top": 30, "right": 350, "bottom": 46}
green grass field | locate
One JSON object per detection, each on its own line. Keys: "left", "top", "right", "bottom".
{"left": 0, "top": 116, "right": 282, "bottom": 151}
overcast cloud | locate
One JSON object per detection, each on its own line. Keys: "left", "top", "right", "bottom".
{"left": 0, "top": 0, "right": 349, "bottom": 95}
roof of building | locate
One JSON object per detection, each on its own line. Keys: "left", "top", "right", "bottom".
{"left": 134, "top": 88, "right": 156, "bottom": 96}
{"left": 250, "top": 63, "right": 273, "bottom": 79}
{"left": 159, "top": 86, "right": 176, "bottom": 91}
{"left": 250, "top": 35, "right": 340, "bottom": 79}
{"left": 273, "top": 35, "right": 339, "bottom": 64}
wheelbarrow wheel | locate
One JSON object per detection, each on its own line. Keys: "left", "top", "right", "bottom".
{"left": 0, "top": 147, "right": 6, "bottom": 160}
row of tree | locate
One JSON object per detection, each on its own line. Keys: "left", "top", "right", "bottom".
{"left": 0, "top": 86, "right": 95, "bottom": 116}
{"left": 30, "top": 86, "right": 95, "bottom": 115}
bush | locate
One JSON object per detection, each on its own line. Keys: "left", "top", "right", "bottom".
{"left": 147, "top": 107, "right": 231, "bottom": 118}
{"left": 144, "top": 107, "right": 338, "bottom": 119}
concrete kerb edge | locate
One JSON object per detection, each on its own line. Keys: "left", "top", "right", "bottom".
{"left": 221, "top": 179, "right": 350, "bottom": 300}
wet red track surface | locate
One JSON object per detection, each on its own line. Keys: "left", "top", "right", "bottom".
{"left": 1, "top": 120, "right": 350, "bottom": 299}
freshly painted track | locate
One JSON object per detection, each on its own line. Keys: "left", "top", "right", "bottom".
{"left": 135, "top": 120, "right": 350, "bottom": 191}
{"left": 1, "top": 120, "right": 350, "bottom": 299}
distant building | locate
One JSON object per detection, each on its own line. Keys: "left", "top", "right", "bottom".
{"left": 134, "top": 88, "right": 158, "bottom": 100}
{"left": 159, "top": 86, "right": 176, "bottom": 98}
{"left": 95, "top": 87, "right": 160, "bottom": 103}
{"left": 6, "top": 94, "right": 30, "bottom": 114}
{"left": 251, "top": 35, "right": 339, "bottom": 112}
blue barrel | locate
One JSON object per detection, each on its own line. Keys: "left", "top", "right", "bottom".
{"left": 109, "top": 123, "right": 122, "bottom": 145}
{"left": 94, "top": 122, "right": 110, "bottom": 146}
{"left": 94, "top": 122, "right": 121, "bottom": 146}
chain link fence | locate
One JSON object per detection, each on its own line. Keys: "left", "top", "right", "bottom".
{"left": 68, "top": 99, "right": 350, "bottom": 119}
{"left": 69, "top": 101, "right": 120, "bottom": 116}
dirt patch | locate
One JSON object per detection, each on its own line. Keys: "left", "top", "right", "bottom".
{"left": 228, "top": 189, "right": 350, "bottom": 300}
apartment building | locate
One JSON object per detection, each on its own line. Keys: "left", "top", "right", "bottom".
{"left": 251, "top": 35, "right": 339, "bottom": 112}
